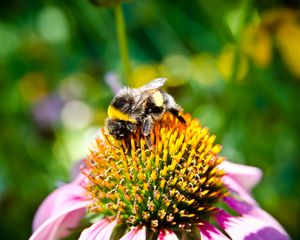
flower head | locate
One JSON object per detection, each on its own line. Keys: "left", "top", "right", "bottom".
{"left": 85, "top": 112, "right": 226, "bottom": 234}
{"left": 30, "top": 112, "right": 291, "bottom": 240}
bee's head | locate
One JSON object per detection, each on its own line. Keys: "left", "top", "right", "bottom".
{"left": 106, "top": 118, "right": 137, "bottom": 140}
{"left": 111, "top": 89, "right": 135, "bottom": 113}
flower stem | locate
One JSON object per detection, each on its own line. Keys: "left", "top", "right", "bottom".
{"left": 230, "top": 0, "right": 253, "bottom": 83}
{"left": 114, "top": 3, "right": 131, "bottom": 84}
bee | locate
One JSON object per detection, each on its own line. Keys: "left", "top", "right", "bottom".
{"left": 106, "top": 78, "right": 185, "bottom": 147}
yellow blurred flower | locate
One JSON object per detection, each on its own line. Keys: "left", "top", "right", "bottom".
{"left": 191, "top": 53, "right": 222, "bottom": 86}
{"left": 129, "top": 55, "right": 189, "bottom": 88}
{"left": 129, "top": 64, "right": 160, "bottom": 88}
{"left": 242, "top": 8, "right": 300, "bottom": 78}
{"left": 159, "top": 54, "right": 189, "bottom": 87}
{"left": 18, "top": 72, "right": 48, "bottom": 102}
{"left": 276, "top": 20, "right": 300, "bottom": 77}
{"left": 241, "top": 24, "right": 272, "bottom": 68}
{"left": 217, "top": 44, "right": 249, "bottom": 82}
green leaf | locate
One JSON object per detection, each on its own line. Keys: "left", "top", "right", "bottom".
{"left": 109, "top": 223, "right": 128, "bottom": 240}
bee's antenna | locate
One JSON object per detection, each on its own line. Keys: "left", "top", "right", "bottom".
{"left": 103, "top": 130, "right": 118, "bottom": 149}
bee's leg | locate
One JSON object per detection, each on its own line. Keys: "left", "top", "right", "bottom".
{"left": 145, "top": 135, "right": 152, "bottom": 149}
{"left": 168, "top": 108, "right": 186, "bottom": 123}
{"left": 142, "top": 116, "right": 154, "bottom": 148}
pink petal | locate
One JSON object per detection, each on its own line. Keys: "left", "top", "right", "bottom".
{"left": 71, "top": 160, "right": 87, "bottom": 180}
{"left": 224, "top": 196, "right": 289, "bottom": 237}
{"left": 72, "top": 171, "right": 89, "bottom": 185}
{"left": 33, "top": 177, "right": 89, "bottom": 230}
{"left": 220, "top": 161, "right": 262, "bottom": 192}
{"left": 215, "top": 210, "right": 290, "bottom": 240}
{"left": 223, "top": 175, "right": 258, "bottom": 206}
{"left": 120, "top": 226, "right": 146, "bottom": 240}
{"left": 78, "top": 219, "right": 110, "bottom": 240}
{"left": 223, "top": 176, "right": 290, "bottom": 238}
{"left": 198, "top": 222, "right": 229, "bottom": 240}
{"left": 29, "top": 200, "right": 88, "bottom": 240}
{"left": 158, "top": 230, "right": 179, "bottom": 240}
{"left": 79, "top": 219, "right": 117, "bottom": 240}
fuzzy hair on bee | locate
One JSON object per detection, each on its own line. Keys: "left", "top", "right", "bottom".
{"left": 106, "top": 78, "right": 185, "bottom": 147}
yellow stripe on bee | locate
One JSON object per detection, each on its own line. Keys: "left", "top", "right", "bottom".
{"left": 153, "top": 91, "right": 164, "bottom": 107}
{"left": 107, "top": 105, "right": 137, "bottom": 123}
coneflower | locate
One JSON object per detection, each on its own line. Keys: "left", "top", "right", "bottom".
{"left": 30, "top": 112, "right": 290, "bottom": 240}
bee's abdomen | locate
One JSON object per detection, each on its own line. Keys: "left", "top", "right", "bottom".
{"left": 152, "top": 91, "right": 164, "bottom": 107}
{"left": 143, "top": 90, "right": 165, "bottom": 115}
{"left": 145, "top": 101, "right": 164, "bottom": 115}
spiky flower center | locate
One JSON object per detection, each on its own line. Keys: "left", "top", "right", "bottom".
{"left": 84, "top": 113, "right": 227, "bottom": 232}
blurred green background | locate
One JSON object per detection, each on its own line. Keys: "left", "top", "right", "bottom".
{"left": 1, "top": 0, "right": 300, "bottom": 239}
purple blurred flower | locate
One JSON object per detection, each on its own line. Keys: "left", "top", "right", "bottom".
{"left": 32, "top": 94, "right": 64, "bottom": 130}
{"left": 105, "top": 72, "right": 123, "bottom": 94}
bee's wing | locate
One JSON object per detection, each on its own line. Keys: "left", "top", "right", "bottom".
{"left": 136, "top": 78, "right": 167, "bottom": 92}
{"left": 133, "top": 91, "right": 151, "bottom": 110}
{"left": 133, "top": 78, "right": 167, "bottom": 109}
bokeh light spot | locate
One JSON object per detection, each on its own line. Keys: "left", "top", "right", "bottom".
{"left": 160, "top": 54, "right": 190, "bottom": 86}
{"left": 59, "top": 74, "right": 89, "bottom": 100}
{"left": 36, "top": 6, "right": 70, "bottom": 44}
{"left": 18, "top": 72, "right": 48, "bottom": 102}
{"left": 191, "top": 53, "right": 222, "bottom": 87}
{"left": 61, "top": 100, "right": 93, "bottom": 129}
{"left": 129, "top": 64, "right": 160, "bottom": 87}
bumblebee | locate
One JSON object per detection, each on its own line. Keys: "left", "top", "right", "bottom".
{"left": 106, "top": 78, "right": 185, "bottom": 146}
